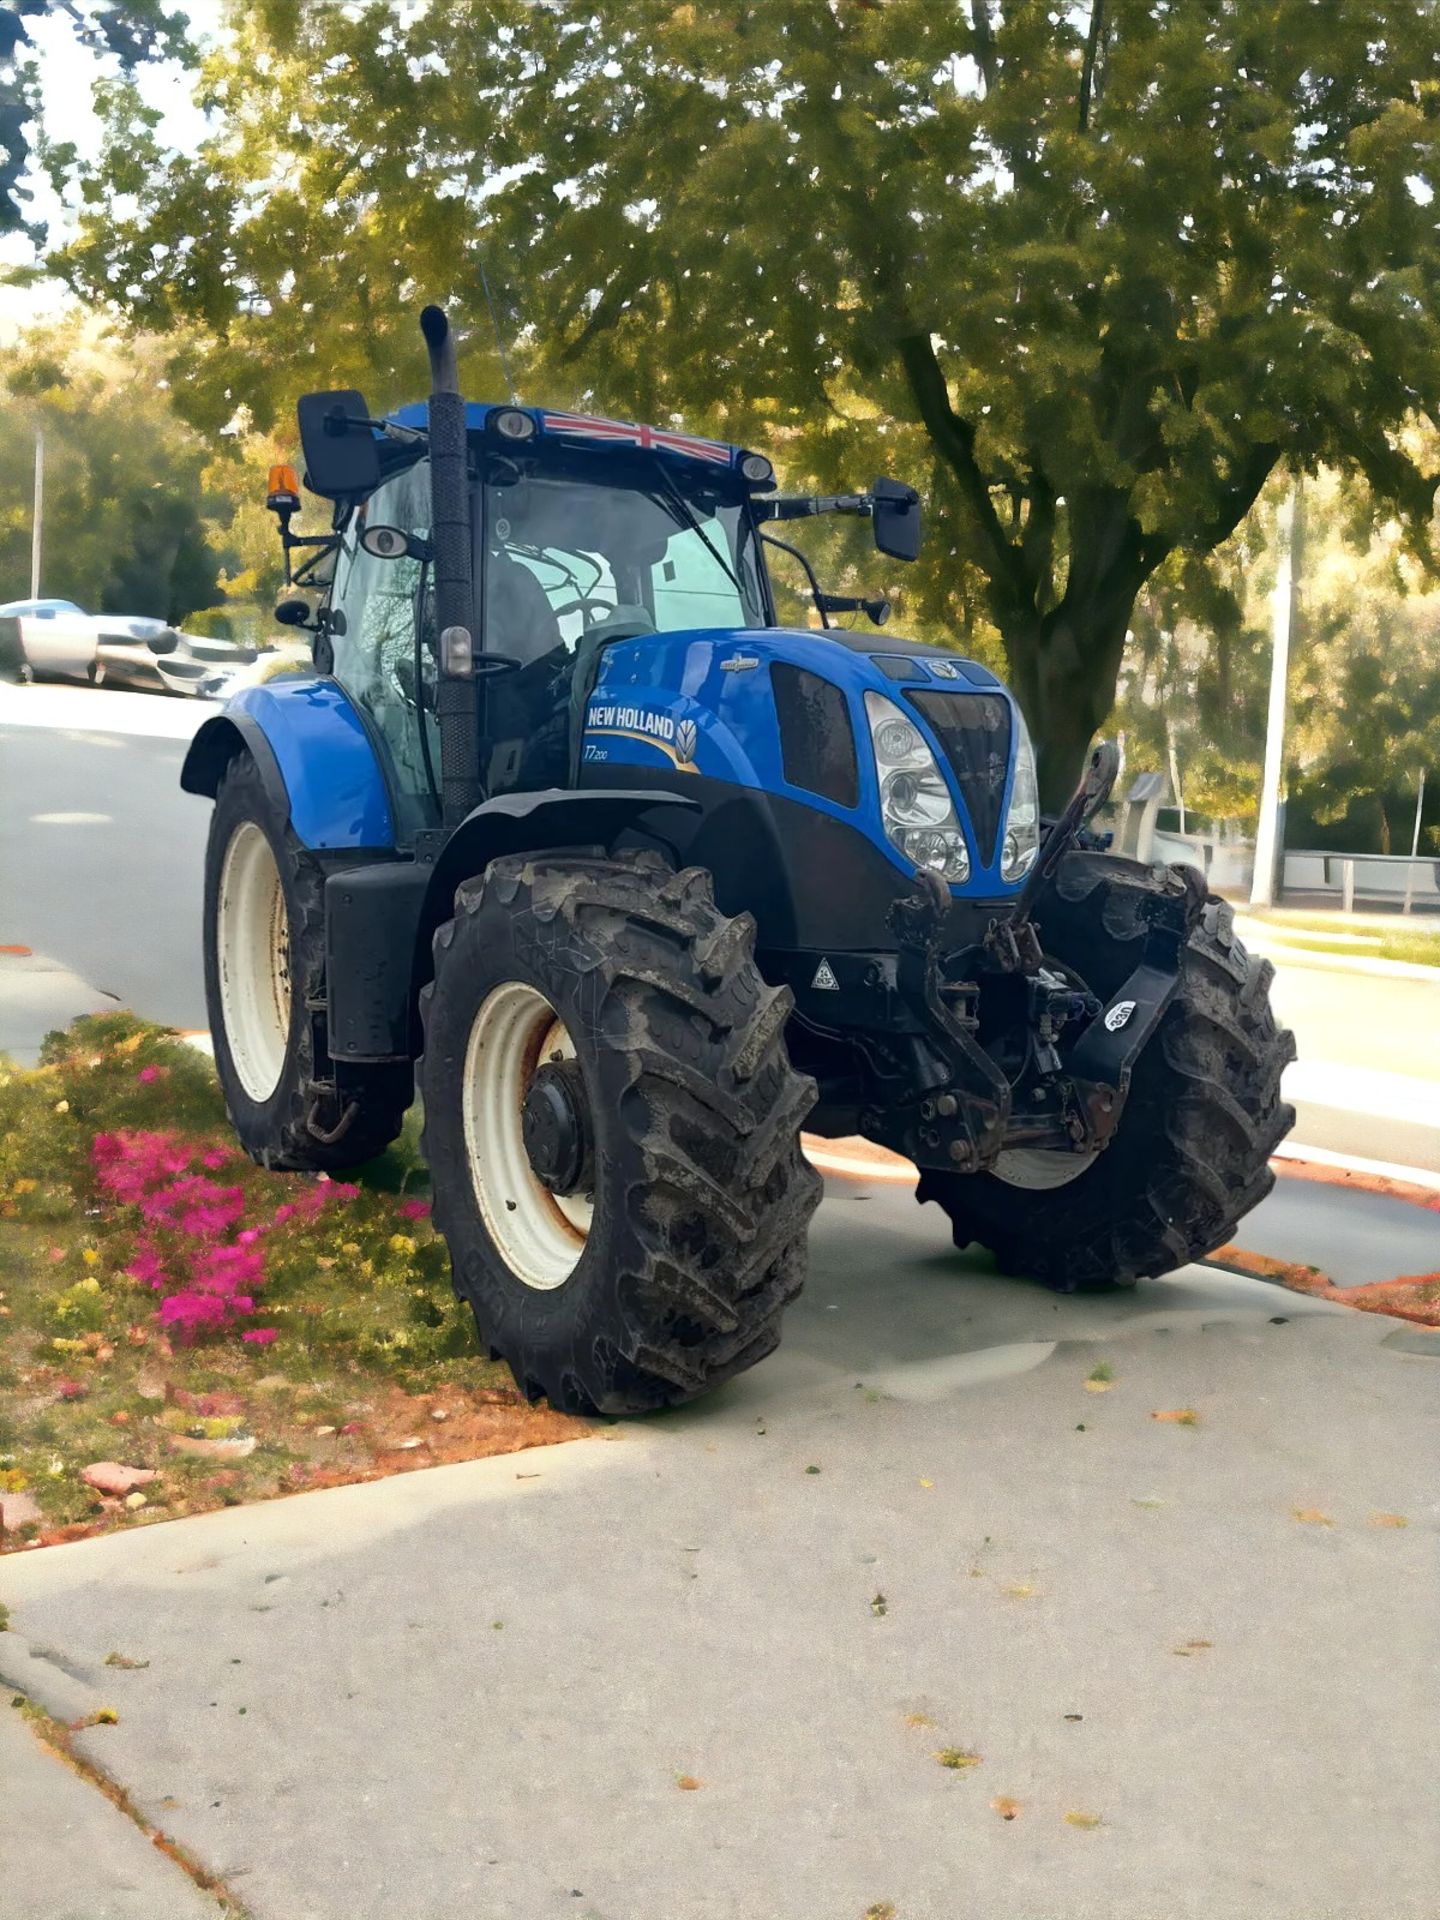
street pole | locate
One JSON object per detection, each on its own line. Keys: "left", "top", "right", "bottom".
{"left": 29, "top": 429, "right": 44, "bottom": 600}
{"left": 1249, "top": 478, "right": 1301, "bottom": 910}
{"left": 1403, "top": 768, "right": 1426, "bottom": 915}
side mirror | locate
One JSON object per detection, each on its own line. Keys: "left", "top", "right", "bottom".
{"left": 871, "top": 477, "right": 922, "bottom": 562}
{"left": 297, "top": 389, "right": 381, "bottom": 501}
{"left": 359, "top": 524, "right": 430, "bottom": 563}
{"left": 274, "top": 598, "right": 313, "bottom": 628}
{"left": 146, "top": 629, "right": 180, "bottom": 656}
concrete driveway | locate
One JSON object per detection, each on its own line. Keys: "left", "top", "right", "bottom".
{"left": 4, "top": 1178, "right": 1437, "bottom": 1920}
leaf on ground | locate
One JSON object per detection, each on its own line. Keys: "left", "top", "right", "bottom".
{"left": 863, "top": 1905, "right": 896, "bottom": 1920}
{"left": 1083, "top": 1379, "right": 1112, "bottom": 1393}
{"left": 1065, "top": 1809, "right": 1102, "bottom": 1829}
{"left": 1151, "top": 1409, "right": 1199, "bottom": 1425}
{"left": 934, "top": 1747, "right": 981, "bottom": 1771}
{"left": 1171, "top": 1640, "right": 1214, "bottom": 1655}
{"left": 1131, "top": 1495, "right": 1165, "bottom": 1509}
{"left": 1369, "top": 1512, "right": 1408, "bottom": 1528}
{"left": 918, "top": 1477, "right": 934, "bottom": 1489}
{"left": 676, "top": 1774, "right": 704, "bottom": 1791}
{"left": 991, "top": 1795, "right": 1021, "bottom": 1820}
{"left": 870, "top": 1592, "right": 888, "bottom": 1617}
{"left": 1003, "top": 1583, "right": 1037, "bottom": 1600}
{"left": 1292, "top": 1508, "right": 1334, "bottom": 1526}
{"left": 103, "top": 1652, "right": 149, "bottom": 1669}
{"left": 71, "top": 1707, "right": 118, "bottom": 1728}
{"left": 903, "top": 1712, "right": 935, "bottom": 1730}
{"left": 1086, "top": 1363, "right": 1115, "bottom": 1386}
{"left": 805, "top": 1464, "right": 821, "bottom": 1474}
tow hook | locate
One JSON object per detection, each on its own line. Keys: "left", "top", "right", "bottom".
{"left": 886, "top": 867, "right": 1011, "bottom": 1168}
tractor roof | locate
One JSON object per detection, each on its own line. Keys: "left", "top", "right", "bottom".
{"left": 383, "top": 401, "right": 749, "bottom": 477}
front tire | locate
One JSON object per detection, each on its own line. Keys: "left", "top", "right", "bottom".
{"left": 203, "top": 754, "right": 412, "bottom": 1171}
{"left": 420, "top": 850, "right": 821, "bottom": 1414}
{"left": 918, "top": 855, "right": 1295, "bottom": 1291}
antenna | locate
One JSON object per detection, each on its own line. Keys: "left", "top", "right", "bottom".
{"left": 476, "top": 235, "right": 519, "bottom": 405}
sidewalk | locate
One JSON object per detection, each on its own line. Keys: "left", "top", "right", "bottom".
{"left": 3, "top": 1180, "right": 1436, "bottom": 1920}
{"left": 0, "top": 1702, "right": 224, "bottom": 1919}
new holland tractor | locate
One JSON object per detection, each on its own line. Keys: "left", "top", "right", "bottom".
{"left": 183, "top": 306, "right": 1294, "bottom": 1415}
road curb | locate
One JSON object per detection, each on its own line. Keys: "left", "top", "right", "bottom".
{"left": 0, "top": 1628, "right": 108, "bottom": 1726}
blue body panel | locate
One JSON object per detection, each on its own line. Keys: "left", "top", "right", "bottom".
{"left": 217, "top": 633, "right": 1023, "bottom": 897}
{"left": 223, "top": 678, "right": 395, "bottom": 850}
{"left": 582, "top": 627, "right": 1028, "bottom": 899}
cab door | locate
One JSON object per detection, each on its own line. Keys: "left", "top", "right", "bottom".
{"left": 327, "top": 460, "right": 440, "bottom": 843}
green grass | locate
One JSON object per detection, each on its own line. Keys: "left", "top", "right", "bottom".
{"left": 0, "top": 1013, "right": 574, "bottom": 1548}
{"left": 1243, "top": 908, "right": 1440, "bottom": 969}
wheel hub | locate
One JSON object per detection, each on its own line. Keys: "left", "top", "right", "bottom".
{"left": 521, "top": 1060, "right": 593, "bottom": 1196}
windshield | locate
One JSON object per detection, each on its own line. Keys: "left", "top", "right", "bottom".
{"left": 481, "top": 451, "right": 766, "bottom": 665}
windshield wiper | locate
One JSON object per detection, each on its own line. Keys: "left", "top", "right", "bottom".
{"left": 645, "top": 459, "right": 747, "bottom": 604}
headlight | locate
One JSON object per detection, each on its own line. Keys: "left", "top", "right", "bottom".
{"left": 864, "top": 691, "right": 970, "bottom": 883}
{"left": 1001, "top": 707, "right": 1040, "bottom": 881}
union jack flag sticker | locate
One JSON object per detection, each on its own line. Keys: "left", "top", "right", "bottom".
{"left": 540, "top": 410, "right": 733, "bottom": 467}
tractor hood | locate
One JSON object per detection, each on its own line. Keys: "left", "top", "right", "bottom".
{"left": 579, "top": 626, "right": 1035, "bottom": 899}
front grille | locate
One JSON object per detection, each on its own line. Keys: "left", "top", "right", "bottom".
{"left": 905, "top": 689, "right": 1012, "bottom": 865}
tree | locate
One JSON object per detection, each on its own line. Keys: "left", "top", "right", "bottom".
{"left": 55, "top": 0, "right": 1440, "bottom": 801}
{"left": 0, "top": 320, "right": 258, "bottom": 622}
{"left": 1114, "top": 465, "right": 1440, "bottom": 854}
{"left": 0, "top": 0, "right": 192, "bottom": 231}
{"left": 1288, "top": 467, "right": 1440, "bottom": 854}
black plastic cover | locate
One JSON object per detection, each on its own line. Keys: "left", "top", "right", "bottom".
{"left": 772, "top": 663, "right": 860, "bottom": 809}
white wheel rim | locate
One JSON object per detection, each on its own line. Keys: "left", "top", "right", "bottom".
{"left": 462, "top": 981, "right": 592, "bottom": 1290}
{"left": 216, "top": 821, "right": 292, "bottom": 1104}
{"left": 993, "top": 1146, "right": 1098, "bottom": 1191}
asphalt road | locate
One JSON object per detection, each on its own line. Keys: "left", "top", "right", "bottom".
{"left": 3, "top": 1181, "right": 1437, "bottom": 1920}
{"left": 0, "top": 683, "right": 209, "bottom": 1031}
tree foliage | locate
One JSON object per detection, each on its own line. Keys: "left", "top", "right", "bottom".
{"left": 0, "top": 320, "right": 273, "bottom": 622}
{"left": 53, "top": 0, "right": 1440, "bottom": 800}
{"left": 0, "top": 0, "right": 192, "bottom": 231}
{"left": 1114, "top": 466, "right": 1440, "bottom": 854}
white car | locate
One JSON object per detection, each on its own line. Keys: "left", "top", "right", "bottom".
{"left": 0, "top": 598, "right": 255, "bottom": 697}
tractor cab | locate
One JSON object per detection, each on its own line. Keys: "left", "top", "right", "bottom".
{"left": 268, "top": 384, "right": 920, "bottom": 844}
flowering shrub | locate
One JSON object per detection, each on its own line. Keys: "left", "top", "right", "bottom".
{"left": 0, "top": 1013, "right": 549, "bottom": 1545}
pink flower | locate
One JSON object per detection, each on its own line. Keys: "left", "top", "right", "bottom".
{"left": 329, "top": 1183, "right": 361, "bottom": 1203}
{"left": 397, "top": 1199, "right": 430, "bottom": 1221}
{"left": 127, "top": 1242, "right": 167, "bottom": 1290}
{"left": 242, "top": 1328, "right": 279, "bottom": 1346}
{"left": 137, "top": 1065, "right": 163, "bottom": 1084}
{"left": 201, "top": 1148, "right": 230, "bottom": 1170}
{"left": 158, "top": 1292, "right": 229, "bottom": 1337}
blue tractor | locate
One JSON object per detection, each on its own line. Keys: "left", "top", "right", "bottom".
{"left": 183, "top": 307, "right": 1294, "bottom": 1414}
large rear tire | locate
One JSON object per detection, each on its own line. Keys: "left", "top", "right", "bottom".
{"left": 917, "top": 855, "right": 1296, "bottom": 1291}
{"left": 420, "top": 850, "right": 821, "bottom": 1414}
{"left": 203, "top": 754, "right": 412, "bottom": 1172}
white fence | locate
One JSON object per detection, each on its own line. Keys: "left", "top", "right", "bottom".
{"left": 1282, "top": 850, "right": 1440, "bottom": 913}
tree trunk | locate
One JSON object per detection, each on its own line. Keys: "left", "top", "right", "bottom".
{"left": 1002, "top": 597, "right": 1136, "bottom": 811}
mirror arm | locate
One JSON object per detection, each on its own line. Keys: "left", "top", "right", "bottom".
{"left": 276, "top": 528, "right": 341, "bottom": 589}
{"left": 758, "top": 493, "right": 873, "bottom": 524}
{"left": 760, "top": 531, "right": 832, "bottom": 630}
